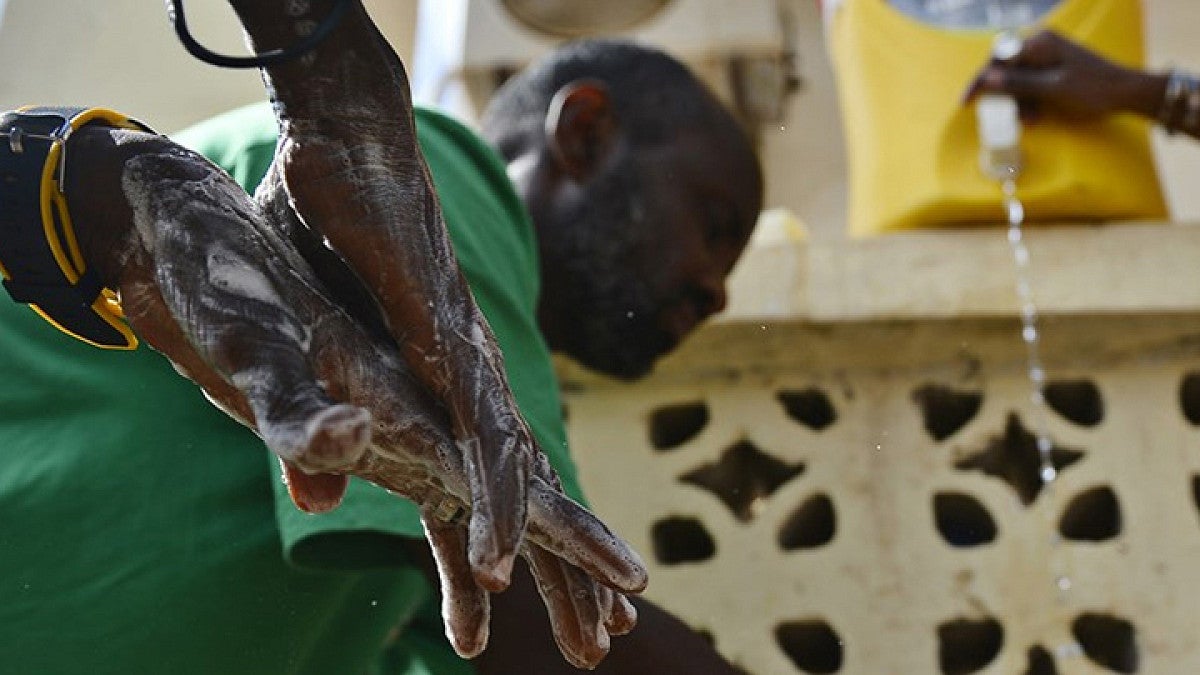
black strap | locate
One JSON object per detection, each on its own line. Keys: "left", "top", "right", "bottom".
{"left": 166, "top": 0, "right": 354, "bottom": 69}
{"left": 0, "top": 108, "right": 142, "bottom": 348}
{"left": 3, "top": 269, "right": 103, "bottom": 307}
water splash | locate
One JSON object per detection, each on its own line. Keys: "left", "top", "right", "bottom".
{"left": 1002, "top": 178, "right": 1057, "bottom": 486}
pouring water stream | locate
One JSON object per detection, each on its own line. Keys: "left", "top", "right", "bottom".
{"left": 1001, "top": 177, "right": 1058, "bottom": 485}
{"left": 977, "top": 31, "right": 1077, "bottom": 624}
{"left": 975, "top": 29, "right": 1059, "bottom": 489}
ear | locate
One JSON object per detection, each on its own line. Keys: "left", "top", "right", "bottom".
{"left": 544, "top": 79, "right": 617, "bottom": 181}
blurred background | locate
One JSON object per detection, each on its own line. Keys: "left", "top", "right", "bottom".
{"left": 4, "top": 0, "right": 1199, "bottom": 239}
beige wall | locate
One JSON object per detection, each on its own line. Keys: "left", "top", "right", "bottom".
{"left": 1145, "top": 0, "right": 1200, "bottom": 226}
{"left": 561, "top": 220, "right": 1200, "bottom": 674}
{"left": 0, "top": 0, "right": 417, "bottom": 134}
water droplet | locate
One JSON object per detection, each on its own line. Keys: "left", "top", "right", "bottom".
{"left": 1040, "top": 463, "right": 1057, "bottom": 484}
{"left": 1055, "top": 641, "right": 1084, "bottom": 659}
{"left": 1003, "top": 184, "right": 1059, "bottom": 491}
{"left": 1056, "top": 575, "right": 1072, "bottom": 591}
{"left": 874, "top": 443, "right": 882, "bottom": 451}
{"left": 1006, "top": 200, "right": 1025, "bottom": 224}
{"left": 760, "top": 324, "right": 768, "bottom": 331}
{"left": 370, "top": 600, "right": 379, "bottom": 607}
{"left": 1012, "top": 245, "right": 1030, "bottom": 267}
{"left": 625, "top": 311, "right": 634, "bottom": 319}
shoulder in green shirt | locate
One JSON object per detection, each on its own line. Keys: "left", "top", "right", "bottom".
{"left": 0, "top": 101, "right": 577, "bottom": 675}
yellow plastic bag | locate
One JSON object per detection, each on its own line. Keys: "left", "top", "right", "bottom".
{"left": 829, "top": 0, "right": 1167, "bottom": 237}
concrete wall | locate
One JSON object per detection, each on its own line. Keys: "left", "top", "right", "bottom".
{"left": 563, "top": 222, "right": 1200, "bottom": 673}
{"left": 555, "top": 8, "right": 1200, "bottom": 670}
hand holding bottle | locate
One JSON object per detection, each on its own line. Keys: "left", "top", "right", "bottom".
{"left": 963, "top": 29, "right": 1168, "bottom": 123}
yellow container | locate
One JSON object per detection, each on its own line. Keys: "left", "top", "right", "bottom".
{"left": 829, "top": 0, "right": 1167, "bottom": 237}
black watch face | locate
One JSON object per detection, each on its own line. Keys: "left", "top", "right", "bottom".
{"left": 887, "top": 0, "right": 1061, "bottom": 29}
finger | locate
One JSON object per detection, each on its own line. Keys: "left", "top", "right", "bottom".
{"left": 1011, "top": 29, "right": 1068, "bottom": 68}
{"left": 594, "top": 586, "right": 638, "bottom": 637}
{"left": 131, "top": 154, "right": 373, "bottom": 475}
{"left": 962, "top": 66, "right": 1060, "bottom": 105}
{"left": 597, "top": 584, "right": 613, "bottom": 623}
{"left": 961, "top": 70, "right": 991, "bottom": 104}
{"left": 460, "top": 432, "right": 530, "bottom": 592}
{"left": 280, "top": 459, "right": 349, "bottom": 514}
{"left": 293, "top": 403, "right": 374, "bottom": 472}
{"left": 606, "top": 591, "right": 639, "bottom": 637}
{"left": 423, "top": 515, "right": 491, "bottom": 658}
{"left": 988, "top": 68, "right": 1063, "bottom": 100}
{"left": 1017, "top": 99, "right": 1043, "bottom": 123}
{"left": 523, "top": 546, "right": 611, "bottom": 670}
{"left": 526, "top": 475, "right": 649, "bottom": 594}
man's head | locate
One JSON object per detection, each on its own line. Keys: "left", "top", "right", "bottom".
{"left": 482, "top": 40, "right": 763, "bottom": 381}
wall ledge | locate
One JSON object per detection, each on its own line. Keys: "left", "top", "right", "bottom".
{"left": 722, "top": 220, "right": 1200, "bottom": 322}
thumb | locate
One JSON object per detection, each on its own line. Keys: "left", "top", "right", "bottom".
{"left": 961, "top": 67, "right": 1004, "bottom": 104}
{"left": 962, "top": 66, "right": 1058, "bottom": 104}
{"left": 990, "top": 67, "right": 1062, "bottom": 100}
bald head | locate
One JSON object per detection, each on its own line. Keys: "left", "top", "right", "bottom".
{"left": 482, "top": 40, "right": 763, "bottom": 380}
{"left": 483, "top": 39, "right": 744, "bottom": 157}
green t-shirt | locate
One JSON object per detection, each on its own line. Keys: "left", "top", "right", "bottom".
{"left": 0, "top": 103, "right": 578, "bottom": 674}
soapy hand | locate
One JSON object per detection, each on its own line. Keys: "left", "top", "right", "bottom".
{"left": 48, "top": 0, "right": 649, "bottom": 667}
{"left": 63, "top": 119, "right": 646, "bottom": 668}
{"left": 223, "top": 0, "right": 649, "bottom": 665}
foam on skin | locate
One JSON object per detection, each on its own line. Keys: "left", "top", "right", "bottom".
{"left": 68, "top": 1, "right": 655, "bottom": 666}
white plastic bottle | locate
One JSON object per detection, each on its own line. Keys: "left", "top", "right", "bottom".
{"left": 975, "top": 30, "right": 1024, "bottom": 180}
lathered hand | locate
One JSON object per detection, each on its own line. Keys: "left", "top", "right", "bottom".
{"left": 177, "top": 1, "right": 642, "bottom": 663}
{"left": 66, "top": 124, "right": 645, "bottom": 668}
{"left": 226, "top": 0, "right": 539, "bottom": 593}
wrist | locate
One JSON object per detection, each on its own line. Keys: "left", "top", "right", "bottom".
{"left": 1154, "top": 68, "right": 1200, "bottom": 133}
{"left": 1120, "top": 68, "right": 1168, "bottom": 119}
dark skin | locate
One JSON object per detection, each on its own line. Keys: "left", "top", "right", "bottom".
{"left": 509, "top": 81, "right": 761, "bottom": 380}
{"left": 265, "top": 67, "right": 759, "bottom": 670}
{"left": 964, "top": 30, "right": 1187, "bottom": 135}
{"left": 479, "top": 558, "right": 742, "bottom": 674}
{"left": 285, "top": 61, "right": 756, "bottom": 670}
{"left": 402, "top": 537, "right": 746, "bottom": 674}
{"left": 448, "top": 75, "right": 761, "bottom": 673}
{"left": 55, "top": 121, "right": 647, "bottom": 668}
{"left": 39, "top": 4, "right": 760, "bottom": 671}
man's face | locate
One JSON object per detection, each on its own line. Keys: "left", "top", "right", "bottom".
{"left": 540, "top": 128, "right": 762, "bottom": 380}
